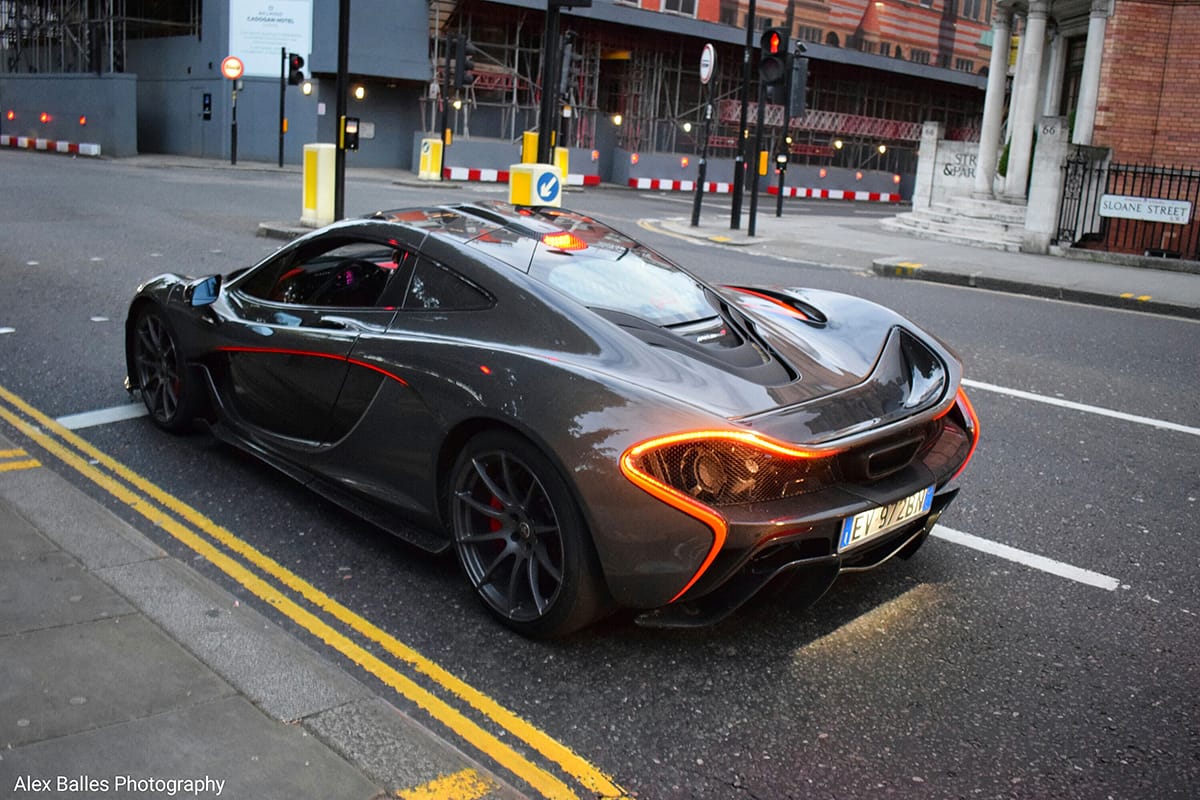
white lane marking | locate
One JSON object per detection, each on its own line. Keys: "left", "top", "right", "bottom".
{"left": 0, "top": 327, "right": 14, "bottom": 335}
{"left": 962, "top": 378, "right": 1200, "bottom": 437}
{"left": 932, "top": 525, "right": 1121, "bottom": 591}
{"left": 57, "top": 403, "right": 149, "bottom": 430}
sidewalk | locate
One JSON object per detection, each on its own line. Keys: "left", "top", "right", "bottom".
{"left": 652, "top": 208, "right": 1200, "bottom": 321}
{"left": 0, "top": 432, "right": 523, "bottom": 800}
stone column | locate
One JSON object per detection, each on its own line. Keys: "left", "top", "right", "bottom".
{"left": 913, "top": 120, "right": 944, "bottom": 209}
{"left": 974, "top": 7, "right": 1014, "bottom": 198}
{"left": 1072, "top": 0, "right": 1111, "bottom": 145}
{"left": 1022, "top": 115, "right": 1070, "bottom": 253}
{"left": 1002, "top": 0, "right": 1049, "bottom": 202}
{"left": 1042, "top": 29, "right": 1066, "bottom": 116}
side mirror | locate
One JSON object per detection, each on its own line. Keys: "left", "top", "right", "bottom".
{"left": 186, "top": 275, "right": 222, "bottom": 307}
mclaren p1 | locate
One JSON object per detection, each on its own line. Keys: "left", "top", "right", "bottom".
{"left": 124, "top": 201, "right": 978, "bottom": 637}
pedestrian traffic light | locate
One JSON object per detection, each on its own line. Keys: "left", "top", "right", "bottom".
{"left": 287, "top": 53, "right": 305, "bottom": 85}
{"left": 454, "top": 35, "right": 477, "bottom": 90}
{"left": 759, "top": 27, "right": 789, "bottom": 87}
{"left": 342, "top": 116, "right": 360, "bottom": 151}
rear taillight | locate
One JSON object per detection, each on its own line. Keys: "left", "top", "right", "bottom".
{"left": 950, "top": 388, "right": 979, "bottom": 480}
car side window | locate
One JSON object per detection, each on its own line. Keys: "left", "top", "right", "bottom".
{"left": 402, "top": 257, "right": 492, "bottom": 311}
{"left": 241, "top": 240, "right": 410, "bottom": 308}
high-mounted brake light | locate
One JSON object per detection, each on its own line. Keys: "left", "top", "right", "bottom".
{"left": 541, "top": 232, "right": 587, "bottom": 251}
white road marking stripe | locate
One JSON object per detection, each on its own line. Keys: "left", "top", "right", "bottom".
{"left": 57, "top": 403, "right": 148, "bottom": 430}
{"left": 932, "top": 525, "right": 1122, "bottom": 591}
{"left": 962, "top": 378, "right": 1200, "bottom": 437}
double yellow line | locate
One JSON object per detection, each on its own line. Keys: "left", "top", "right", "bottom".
{"left": 0, "top": 384, "right": 628, "bottom": 800}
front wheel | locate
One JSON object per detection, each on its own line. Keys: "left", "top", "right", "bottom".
{"left": 449, "top": 430, "right": 609, "bottom": 637}
{"left": 132, "top": 307, "right": 201, "bottom": 433}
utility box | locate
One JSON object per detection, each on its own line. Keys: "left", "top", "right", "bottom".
{"left": 509, "top": 163, "right": 563, "bottom": 207}
{"left": 418, "top": 137, "right": 443, "bottom": 180}
{"left": 301, "top": 143, "right": 336, "bottom": 227}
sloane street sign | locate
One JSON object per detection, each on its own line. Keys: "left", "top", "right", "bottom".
{"left": 1099, "top": 194, "right": 1193, "bottom": 224}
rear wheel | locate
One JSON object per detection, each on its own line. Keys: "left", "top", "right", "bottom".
{"left": 449, "top": 430, "right": 609, "bottom": 637}
{"left": 132, "top": 307, "right": 201, "bottom": 433}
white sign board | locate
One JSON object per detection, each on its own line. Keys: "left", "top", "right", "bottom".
{"left": 228, "top": 0, "right": 313, "bottom": 78}
{"left": 1099, "top": 194, "right": 1193, "bottom": 225}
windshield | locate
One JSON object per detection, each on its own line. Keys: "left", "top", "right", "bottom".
{"left": 534, "top": 246, "right": 714, "bottom": 327}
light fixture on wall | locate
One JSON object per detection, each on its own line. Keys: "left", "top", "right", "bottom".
{"left": 612, "top": 113, "right": 623, "bottom": 126}
{"left": 353, "top": 84, "right": 366, "bottom": 101}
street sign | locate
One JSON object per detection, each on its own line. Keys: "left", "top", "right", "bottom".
{"left": 221, "top": 56, "right": 245, "bottom": 81}
{"left": 699, "top": 43, "right": 715, "bottom": 85}
{"left": 536, "top": 171, "right": 561, "bottom": 204}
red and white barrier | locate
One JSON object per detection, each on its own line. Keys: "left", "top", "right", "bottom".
{"left": 1, "top": 135, "right": 101, "bottom": 156}
{"left": 629, "top": 176, "right": 901, "bottom": 203}
{"left": 628, "top": 178, "right": 734, "bottom": 193}
{"left": 767, "top": 186, "right": 902, "bottom": 202}
{"left": 443, "top": 166, "right": 601, "bottom": 186}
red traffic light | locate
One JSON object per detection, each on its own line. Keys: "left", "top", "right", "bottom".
{"left": 767, "top": 31, "right": 782, "bottom": 54}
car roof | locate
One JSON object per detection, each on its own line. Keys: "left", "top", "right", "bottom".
{"left": 369, "top": 201, "right": 650, "bottom": 273}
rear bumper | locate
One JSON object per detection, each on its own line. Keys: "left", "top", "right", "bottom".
{"left": 634, "top": 487, "right": 957, "bottom": 628}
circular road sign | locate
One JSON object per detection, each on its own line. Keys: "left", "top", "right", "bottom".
{"left": 221, "top": 56, "right": 244, "bottom": 81}
{"left": 699, "top": 43, "right": 716, "bottom": 85}
{"left": 536, "top": 171, "right": 561, "bottom": 204}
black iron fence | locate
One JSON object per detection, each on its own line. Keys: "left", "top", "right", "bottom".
{"left": 1057, "top": 154, "right": 1200, "bottom": 261}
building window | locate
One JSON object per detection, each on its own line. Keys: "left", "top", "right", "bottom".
{"left": 719, "top": 1, "right": 739, "bottom": 26}
{"left": 797, "top": 26, "right": 824, "bottom": 43}
{"left": 955, "top": 57, "right": 975, "bottom": 72}
{"left": 879, "top": 42, "right": 892, "bottom": 57}
{"left": 909, "top": 49, "right": 931, "bottom": 65}
{"left": 662, "top": 0, "right": 697, "bottom": 16}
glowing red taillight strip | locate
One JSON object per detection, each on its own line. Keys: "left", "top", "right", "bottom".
{"left": 951, "top": 387, "right": 979, "bottom": 480}
{"left": 217, "top": 346, "right": 408, "bottom": 386}
{"left": 620, "top": 430, "right": 836, "bottom": 603}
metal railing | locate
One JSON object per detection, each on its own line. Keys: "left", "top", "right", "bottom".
{"left": 1057, "top": 154, "right": 1200, "bottom": 261}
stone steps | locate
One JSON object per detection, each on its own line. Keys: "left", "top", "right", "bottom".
{"left": 883, "top": 196, "right": 1027, "bottom": 252}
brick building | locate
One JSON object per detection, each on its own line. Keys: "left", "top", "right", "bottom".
{"left": 1094, "top": 0, "right": 1200, "bottom": 165}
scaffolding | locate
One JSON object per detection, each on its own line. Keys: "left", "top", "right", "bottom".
{"left": 1, "top": 0, "right": 200, "bottom": 75}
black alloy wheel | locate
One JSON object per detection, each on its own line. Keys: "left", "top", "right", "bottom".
{"left": 132, "top": 308, "right": 200, "bottom": 433}
{"left": 449, "top": 430, "right": 608, "bottom": 637}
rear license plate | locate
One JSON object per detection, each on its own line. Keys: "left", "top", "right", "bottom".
{"left": 839, "top": 485, "right": 934, "bottom": 552}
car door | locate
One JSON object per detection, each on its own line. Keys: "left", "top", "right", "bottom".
{"left": 217, "top": 235, "right": 410, "bottom": 447}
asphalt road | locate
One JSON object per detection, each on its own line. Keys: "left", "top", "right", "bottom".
{"left": 2, "top": 152, "right": 1197, "bottom": 799}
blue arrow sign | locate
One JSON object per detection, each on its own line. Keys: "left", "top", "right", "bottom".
{"left": 536, "top": 172, "right": 560, "bottom": 204}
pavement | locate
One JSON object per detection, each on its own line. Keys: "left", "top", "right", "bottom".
{"left": 646, "top": 204, "right": 1200, "bottom": 321}
{"left": 2, "top": 152, "right": 1198, "bottom": 800}
{"left": 0, "top": 430, "right": 524, "bottom": 800}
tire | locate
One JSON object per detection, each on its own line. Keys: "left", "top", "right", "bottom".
{"left": 449, "top": 430, "right": 610, "bottom": 637}
{"left": 131, "top": 307, "right": 202, "bottom": 433}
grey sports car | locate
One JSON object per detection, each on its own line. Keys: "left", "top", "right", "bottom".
{"left": 124, "top": 201, "right": 978, "bottom": 637}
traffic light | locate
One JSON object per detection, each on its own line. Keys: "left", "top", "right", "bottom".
{"left": 558, "top": 32, "right": 582, "bottom": 99}
{"left": 287, "top": 52, "right": 305, "bottom": 85}
{"left": 759, "top": 27, "right": 789, "bottom": 88}
{"left": 790, "top": 55, "right": 810, "bottom": 116}
{"left": 453, "top": 35, "right": 477, "bottom": 91}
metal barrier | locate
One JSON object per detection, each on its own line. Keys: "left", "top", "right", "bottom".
{"left": 1057, "top": 154, "right": 1200, "bottom": 261}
